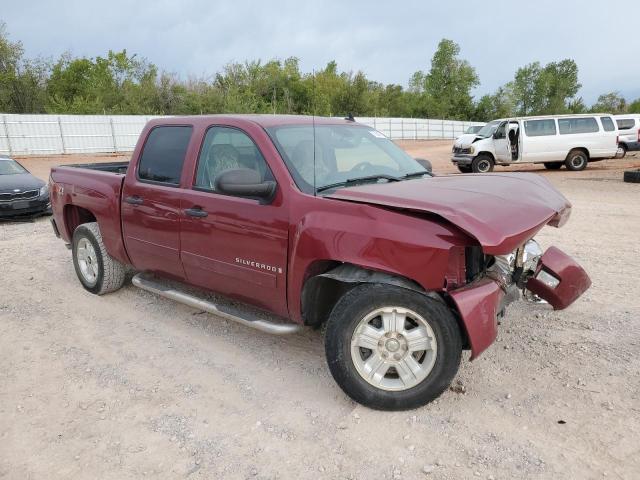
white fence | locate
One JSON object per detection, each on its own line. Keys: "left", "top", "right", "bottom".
{"left": 0, "top": 114, "right": 483, "bottom": 156}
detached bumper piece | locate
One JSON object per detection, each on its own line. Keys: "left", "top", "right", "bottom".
{"left": 525, "top": 246, "right": 591, "bottom": 310}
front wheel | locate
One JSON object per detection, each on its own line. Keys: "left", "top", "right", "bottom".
{"left": 616, "top": 144, "right": 627, "bottom": 159}
{"left": 471, "top": 154, "right": 494, "bottom": 173}
{"left": 72, "top": 222, "right": 127, "bottom": 295}
{"left": 324, "top": 284, "right": 462, "bottom": 410}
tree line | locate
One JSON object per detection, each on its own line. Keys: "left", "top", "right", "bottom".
{"left": 1, "top": 23, "right": 638, "bottom": 120}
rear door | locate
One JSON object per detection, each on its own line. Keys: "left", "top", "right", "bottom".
{"left": 178, "top": 125, "right": 289, "bottom": 316}
{"left": 522, "top": 118, "right": 558, "bottom": 162}
{"left": 121, "top": 125, "right": 193, "bottom": 280}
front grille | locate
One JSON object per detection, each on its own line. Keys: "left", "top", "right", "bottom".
{"left": 0, "top": 189, "right": 39, "bottom": 202}
{"left": 453, "top": 146, "right": 472, "bottom": 155}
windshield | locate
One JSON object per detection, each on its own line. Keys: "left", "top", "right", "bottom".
{"left": 0, "top": 159, "right": 27, "bottom": 175}
{"left": 465, "top": 125, "right": 482, "bottom": 134}
{"left": 475, "top": 120, "right": 502, "bottom": 138}
{"left": 266, "top": 124, "right": 428, "bottom": 194}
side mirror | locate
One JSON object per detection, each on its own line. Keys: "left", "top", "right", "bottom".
{"left": 414, "top": 158, "right": 432, "bottom": 173}
{"left": 215, "top": 169, "right": 276, "bottom": 200}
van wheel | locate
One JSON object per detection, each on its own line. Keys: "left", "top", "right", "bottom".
{"left": 616, "top": 144, "right": 627, "bottom": 159}
{"left": 72, "top": 222, "right": 127, "bottom": 295}
{"left": 324, "top": 284, "right": 462, "bottom": 411}
{"left": 543, "top": 162, "right": 563, "bottom": 170}
{"left": 565, "top": 150, "right": 588, "bottom": 171}
{"left": 471, "top": 155, "right": 494, "bottom": 173}
{"left": 457, "top": 165, "right": 472, "bottom": 173}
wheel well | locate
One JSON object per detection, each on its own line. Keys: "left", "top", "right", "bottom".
{"left": 566, "top": 147, "right": 590, "bottom": 160}
{"left": 63, "top": 205, "right": 96, "bottom": 238}
{"left": 300, "top": 263, "right": 439, "bottom": 328}
{"left": 475, "top": 151, "right": 495, "bottom": 161}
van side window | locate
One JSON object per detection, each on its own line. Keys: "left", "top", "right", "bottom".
{"left": 194, "top": 126, "right": 274, "bottom": 193}
{"left": 600, "top": 117, "right": 615, "bottom": 132}
{"left": 138, "top": 126, "right": 193, "bottom": 185}
{"left": 616, "top": 119, "right": 636, "bottom": 130}
{"left": 558, "top": 117, "right": 599, "bottom": 135}
{"left": 524, "top": 119, "right": 556, "bottom": 137}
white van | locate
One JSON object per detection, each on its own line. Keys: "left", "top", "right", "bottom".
{"left": 451, "top": 114, "right": 619, "bottom": 173}
{"left": 613, "top": 114, "right": 640, "bottom": 158}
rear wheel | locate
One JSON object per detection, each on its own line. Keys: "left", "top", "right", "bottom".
{"left": 324, "top": 284, "right": 462, "bottom": 410}
{"left": 543, "top": 162, "right": 563, "bottom": 170}
{"left": 72, "top": 222, "right": 127, "bottom": 295}
{"left": 565, "top": 150, "right": 588, "bottom": 171}
{"left": 471, "top": 154, "right": 494, "bottom": 173}
{"left": 457, "top": 165, "right": 472, "bottom": 173}
{"left": 616, "top": 144, "right": 627, "bottom": 159}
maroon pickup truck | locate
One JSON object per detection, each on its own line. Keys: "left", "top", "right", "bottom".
{"left": 49, "top": 115, "right": 591, "bottom": 410}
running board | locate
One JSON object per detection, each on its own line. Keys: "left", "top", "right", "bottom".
{"left": 132, "top": 272, "right": 303, "bottom": 335}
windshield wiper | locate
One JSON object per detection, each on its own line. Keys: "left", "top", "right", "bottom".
{"left": 316, "top": 174, "right": 400, "bottom": 193}
{"left": 401, "top": 170, "right": 431, "bottom": 179}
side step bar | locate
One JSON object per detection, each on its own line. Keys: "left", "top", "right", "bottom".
{"left": 132, "top": 273, "right": 303, "bottom": 335}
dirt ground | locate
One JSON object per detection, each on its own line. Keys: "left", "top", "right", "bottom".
{"left": 1, "top": 142, "right": 639, "bottom": 479}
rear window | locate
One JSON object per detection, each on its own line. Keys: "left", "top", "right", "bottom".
{"left": 138, "top": 126, "right": 193, "bottom": 185}
{"left": 524, "top": 119, "right": 556, "bottom": 137}
{"left": 600, "top": 117, "right": 615, "bottom": 132}
{"left": 616, "top": 118, "right": 636, "bottom": 130}
{"left": 558, "top": 117, "right": 599, "bottom": 135}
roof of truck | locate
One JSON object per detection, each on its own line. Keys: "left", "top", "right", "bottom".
{"left": 146, "top": 114, "right": 361, "bottom": 128}
{"left": 492, "top": 113, "right": 614, "bottom": 122}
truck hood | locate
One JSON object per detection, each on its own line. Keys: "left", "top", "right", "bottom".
{"left": 326, "top": 173, "right": 571, "bottom": 254}
{"left": 454, "top": 133, "right": 480, "bottom": 147}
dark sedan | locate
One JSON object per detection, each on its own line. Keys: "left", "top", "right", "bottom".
{"left": 0, "top": 156, "right": 51, "bottom": 218}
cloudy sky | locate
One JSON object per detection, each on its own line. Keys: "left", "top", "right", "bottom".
{"left": 3, "top": 0, "right": 639, "bottom": 104}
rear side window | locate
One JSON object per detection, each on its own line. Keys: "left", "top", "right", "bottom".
{"left": 600, "top": 117, "right": 615, "bottom": 132}
{"left": 558, "top": 117, "right": 599, "bottom": 135}
{"left": 616, "top": 118, "right": 636, "bottom": 130}
{"left": 524, "top": 119, "right": 556, "bottom": 137}
{"left": 138, "top": 126, "right": 193, "bottom": 185}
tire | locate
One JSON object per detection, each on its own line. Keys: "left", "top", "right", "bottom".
{"left": 616, "top": 144, "right": 627, "bottom": 159}
{"left": 471, "top": 154, "right": 494, "bottom": 173}
{"left": 543, "top": 162, "right": 563, "bottom": 170}
{"left": 623, "top": 169, "right": 640, "bottom": 183}
{"left": 564, "top": 150, "right": 588, "bottom": 171}
{"left": 324, "top": 283, "right": 462, "bottom": 411}
{"left": 457, "top": 165, "right": 472, "bottom": 173}
{"left": 72, "top": 222, "right": 127, "bottom": 295}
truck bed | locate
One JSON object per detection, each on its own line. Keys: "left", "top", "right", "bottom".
{"left": 61, "top": 161, "right": 129, "bottom": 174}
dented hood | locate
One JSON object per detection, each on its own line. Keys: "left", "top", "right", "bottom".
{"left": 326, "top": 173, "right": 571, "bottom": 254}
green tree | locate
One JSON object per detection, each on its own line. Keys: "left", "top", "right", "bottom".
{"left": 628, "top": 98, "right": 640, "bottom": 114}
{"left": 410, "top": 39, "right": 479, "bottom": 119}
{"left": 590, "top": 91, "right": 627, "bottom": 113}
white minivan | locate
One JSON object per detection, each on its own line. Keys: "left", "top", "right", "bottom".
{"left": 613, "top": 114, "right": 640, "bottom": 158}
{"left": 451, "top": 114, "right": 619, "bottom": 173}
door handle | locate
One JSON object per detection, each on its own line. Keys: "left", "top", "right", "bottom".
{"left": 124, "top": 195, "right": 143, "bottom": 205}
{"left": 184, "top": 207, "right": 208, "bottom": 218}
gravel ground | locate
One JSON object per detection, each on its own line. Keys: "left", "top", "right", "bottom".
{"left": 1, "top": 144, "right": 639, "bottom": 479}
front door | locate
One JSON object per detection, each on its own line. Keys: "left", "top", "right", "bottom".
{"left": 179, "top": 126, "right": 289, "bottom": 317}
{"left": 493, "top": 121, "right": 511, "bottom": 162}
{"left": 121, "top": 125, "right": 193, "bottom": 280}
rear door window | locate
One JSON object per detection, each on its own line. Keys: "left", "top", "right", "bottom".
{"left": 138, "top": 126, "right": 193, "bottom": 185}
{"left": 524, "top": 119, "right": 557, "bottom": 137}
{"left": 558, "top": 117, "right": 599, "bottom": 135}
{"left": 600, "top": 117, "right": 615, "bottom": 132}
{"left": 616, "top": 118, "right": 636, "bottom": 130}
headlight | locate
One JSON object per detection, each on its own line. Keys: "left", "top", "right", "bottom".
{"left": 469, "top": 146, "right": 475, "bottom": 154}
{"left": 39, "top": 184, "right": 49, "bottom": 197}
{"left": 523, "top": 239, "right": 543, "bottom": 273}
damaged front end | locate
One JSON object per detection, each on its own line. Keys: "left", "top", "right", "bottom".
{"left": 449, "top": 240, "right": 591, "bottom": 359}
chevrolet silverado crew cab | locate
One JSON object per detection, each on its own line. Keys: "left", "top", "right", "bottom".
{"left": 49, "top": 115, "right": 591, "bottom": 410}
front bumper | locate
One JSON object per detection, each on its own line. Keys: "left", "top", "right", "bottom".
{"left": 449, "top": 246, "right": 591, "bottom": 359}
{"left": 451, "top": 154, "right": 474, "bottom": 166}
{"left": 0, "top": 197, "right": 51, "bottom": 218}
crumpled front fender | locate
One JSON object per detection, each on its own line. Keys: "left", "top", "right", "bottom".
{"left": 449, "top": 278, "right": 504, "bottom": 360}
